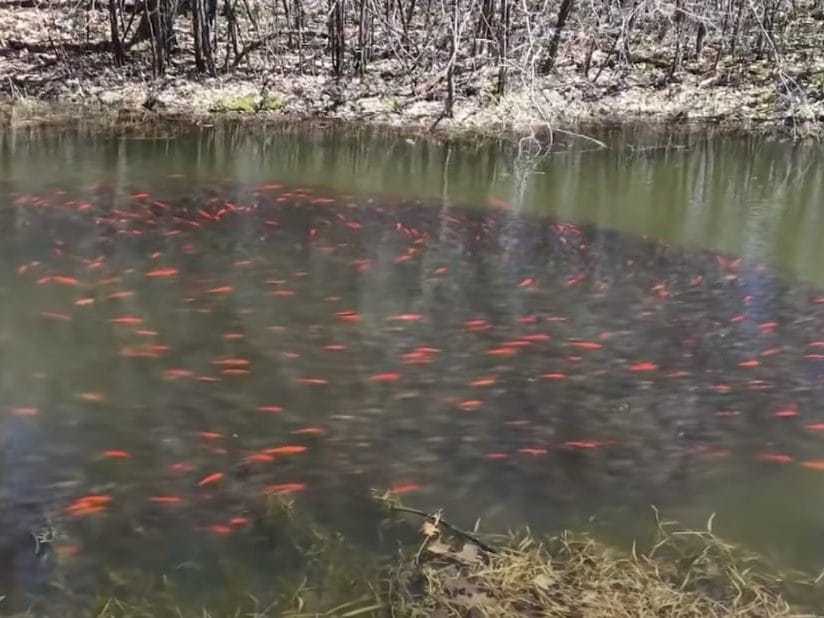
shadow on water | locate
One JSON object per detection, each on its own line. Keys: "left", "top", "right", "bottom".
{"left": 0, "top": 124, "right": 824, "bottom": 611}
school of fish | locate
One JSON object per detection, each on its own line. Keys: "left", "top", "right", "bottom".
{"left": 3, "top": 177, "right": 824, "bottom": 606}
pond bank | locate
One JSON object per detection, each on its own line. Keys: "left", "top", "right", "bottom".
{"left": 2, "top": 1, "right": 823, "bottom": 141}
{"left": 21, "top": 494, "right": 822, "bottom": 617}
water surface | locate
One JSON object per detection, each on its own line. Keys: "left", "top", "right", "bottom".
{"left": 1, "top": 124, "right": 824, "bottom": 612}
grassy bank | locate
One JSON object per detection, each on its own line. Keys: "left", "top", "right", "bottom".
{"left": 10, "top": 493, "right": 821, "bottom": 617}
{"left": 1, "top": 0, "right": 823, "bottom": 139}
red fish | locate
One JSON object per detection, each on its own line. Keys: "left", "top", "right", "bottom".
{"left": 103, "top": 450, "right": 131, "bottom": 458}
{"left": 119, "top": 345, "right": 168, "bottom": 358}
{"left": 257, "top": 405, "right": 284, "bottom": 413}
{"left": 458, "top": 400, "right": 482, "bottom": 411}
{"left": 389, "top": 314, "right": 422, "bottom": 321}
{"left": 244, "top": 453, "right": 275, "bottom": 463}
{"left": 563, "top": 440, "right": 600, "bottom": 449}
{"left": 760, "top": 347, "right": 783, "bottom": 357}
{"left": 389, "top": 482, "right": 421, "bottom": 495}
{"left": 519, "top": 334, "right": 550, "bottom": 342}
{"left": 757, "top": 453, "right": 793, "bottom": 463}
{"left": 164, "top": 369, "right": 193, "bottom": 379}
{"left": 264, "top": 482, "right": 307, "bottom": 494}
{"left": 146, "top": 268, "right": 178, "bottom": 278}
{"left": 464, "top": 319, "right": 490, "bottom": 330}
{"left": 109, "top": 316, "right": 143, "bottom": 325}
{"left": 65, "top": 495, "right": 112, "bottom": 515}
{"left": 486, "top": 347, "right": 517, "bottom": 356}
{"left": 292, "top": 426, "right": 325, "bottom": 435}
{"left": 541, "top": 372, "right": 568, "bottom": 380}
{"left": 106, "top": 290, "right": 134, "bottom": 300}
{"left": 198, "top": 472, "right": 224, "bottom": 486}
{"left": 629, "top": 361, "right": 658, "bottom": 372}
{"left": 212, "top": 358, "right": 250, "bottom": 366}
{"left": 518, "top": 448, "right": 547, "bottom": 456}
{"left": 569, "top": 341, "right": 602, "bottom": 350}
{"left": 40, "top": 311, "right": 71, "bottom": 322}
{"left": 168, "top": 462, "right": 195, "bottom": 473}
{"left": 264, "top": 445, "right": 307, "bottom": 456}
{"left": 335, "top": 310, "right": 361, "bottom": 321}
{"left": 51, "top": 275, "right": 79, "bottom": 286}
{"left": 486, "top": 195, "right": 511, "bottom": 209}
{"left": 10, "top": 407, "right": 38, "bottom": 416}
{"left": 148, "top": 496, "right": 183, "bottom": 504}
{"left": 774, "top": 408, "right": 798, "bottom": 417}
{"left": 368, "top": 372, "right": 401, "bottom": 382}
{"left": 221, "top": 369, "right": 250, "bottom": 376}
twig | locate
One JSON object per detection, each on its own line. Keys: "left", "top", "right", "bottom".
{"left": 373, "top": 491, "right": 498, "bottom": 553}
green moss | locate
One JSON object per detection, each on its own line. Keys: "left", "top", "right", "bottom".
{"left": 382, "top": 97, "right": 401, "bottom": 113}
{"left": 218, "top": 93, "right": 258, "bottom": 112}
{"left": 212, "top": 92, "right": 287, "bottom": 113}
{"left": 261, "top": 93, "right": 287, "bottom": 111}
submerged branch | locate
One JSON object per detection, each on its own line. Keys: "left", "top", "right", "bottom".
{"left": 372, "top": 489, "right": 499, "bottom": 554}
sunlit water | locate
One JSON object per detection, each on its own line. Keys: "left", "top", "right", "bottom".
{"left": 1, "top": 124, "right": 824, "bottom": 613}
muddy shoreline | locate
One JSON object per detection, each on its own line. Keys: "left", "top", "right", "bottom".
{"left": 3, "top": 99, "right": 818, "bottom": 153}
{"left": 2, "top": 0, "right": 823, "bottom": 142}
{"left": 2, "top": 94, "right": 820, "bottom": 143}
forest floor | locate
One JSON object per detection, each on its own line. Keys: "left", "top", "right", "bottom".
{"left": 1, "top": 2, "right": 824, "bottom": 139}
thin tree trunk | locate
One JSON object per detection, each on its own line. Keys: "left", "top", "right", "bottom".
{"left": 108, "top": 0, "right": 125, "bottom": 64}
{"left": 497, "top": 0, "right": 509, "bottom": 94}
{"left": 667, "top": 0, "right": 684, "bottom": 80}
{"left": 193, "top": 0, "right": 216, "bottom": 74}
{"left": 328, "top": 0, "right": 344, "bottom": 75}
{"left": 542, "top": 0, "right": 574, "bottom": 72}
{"left": 357, "top": 0, "right": 368, "bottom": 73}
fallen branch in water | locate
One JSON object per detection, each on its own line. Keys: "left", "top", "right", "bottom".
{"left": 371, "top": 489, "right": 498, "bottom": 554}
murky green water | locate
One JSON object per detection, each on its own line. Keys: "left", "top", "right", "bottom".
{"left": 1, "top": 123, "right": 824, "bottom": 613}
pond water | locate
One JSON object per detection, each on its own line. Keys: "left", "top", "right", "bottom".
{"left": 1, "top": 123, "right": 824, "bottom": 613}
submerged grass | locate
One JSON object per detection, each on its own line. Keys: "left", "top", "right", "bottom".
{"left": 4, "top": 494, "right": 820, "bottom": 617}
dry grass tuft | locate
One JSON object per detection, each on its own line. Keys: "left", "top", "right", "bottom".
{"left": 384, "top": 503, "right": 819, "bottom": 617}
